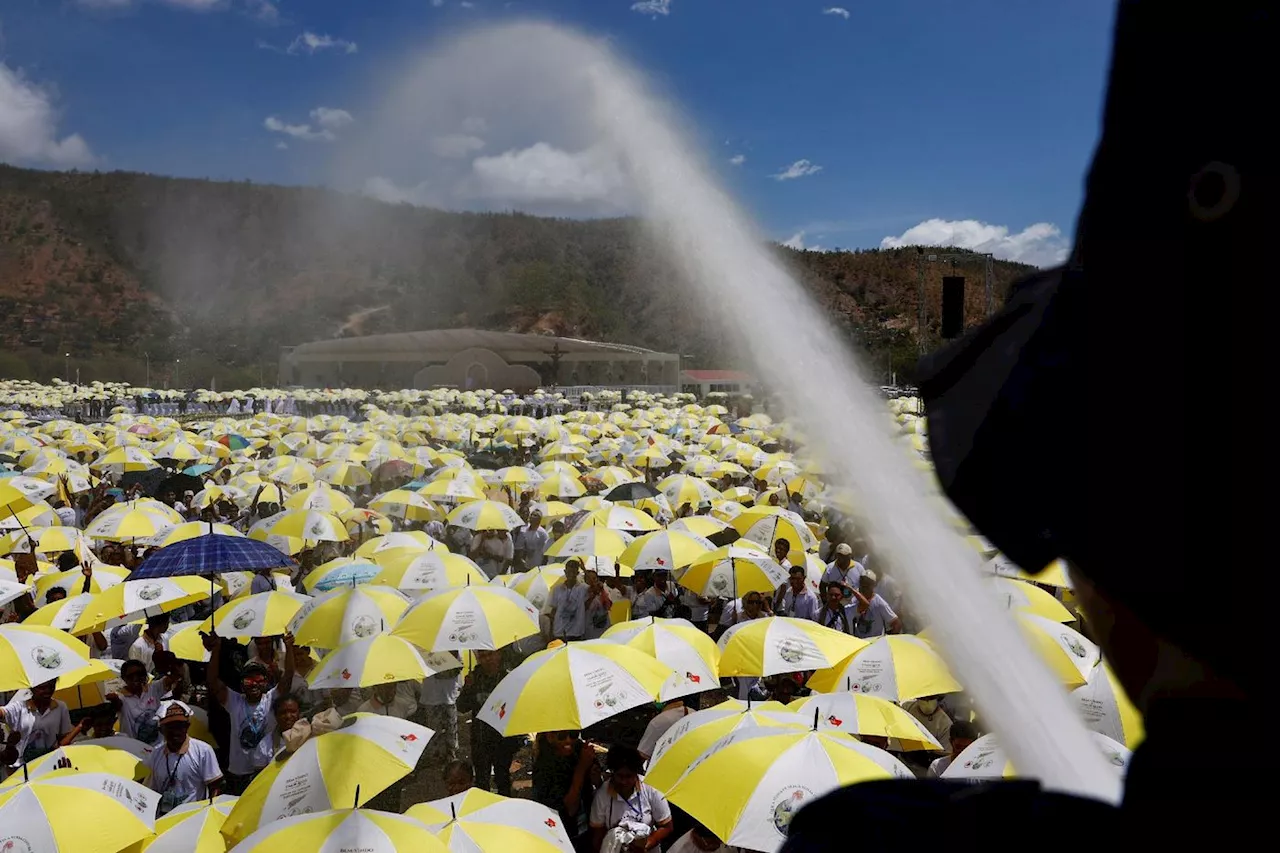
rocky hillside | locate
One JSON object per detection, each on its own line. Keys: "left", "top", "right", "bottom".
{"left": 0, "top": 165, "right": 1035, "bottom": 387}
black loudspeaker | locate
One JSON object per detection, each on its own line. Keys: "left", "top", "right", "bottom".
{"left": 941, "top": 276, "right": 966, "bottom": 339}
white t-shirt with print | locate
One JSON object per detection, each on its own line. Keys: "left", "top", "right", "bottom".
{"left": 118, "top": 680, "right": 170, "bottom": 745}
{"left": 146, "top": 737, "right": 222, "bottom": 813}
{"left": 222, "top": 686, "right": 278, "bottom": 775}
{"left": 0, "top": 697, "right": 71, "bottom": 767}
{"left": 589, "top": 778, "right": 672, "bottom": 832}
{"left": 851, "top": 594, "right": 897, "bottom": 639}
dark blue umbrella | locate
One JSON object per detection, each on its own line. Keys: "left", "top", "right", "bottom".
{"left": 129, "top": 533, "right": 295, "bottom": 579}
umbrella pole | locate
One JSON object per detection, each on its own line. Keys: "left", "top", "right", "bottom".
{"left": 209, "top": 574, "right": 217, "bottom": 634}
{"left": 354, "top": 784, "right": 361, "bottom": 809}
{"left": 813, "top": 707, "right": 820, "bottom": 731}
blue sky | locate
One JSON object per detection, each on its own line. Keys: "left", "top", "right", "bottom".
{"left": 1, "top": 0, "right": 1115, "bottom": 265}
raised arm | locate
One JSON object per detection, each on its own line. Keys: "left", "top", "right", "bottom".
{"left": 203, "top": 632, "right": 228, "bottom": 706}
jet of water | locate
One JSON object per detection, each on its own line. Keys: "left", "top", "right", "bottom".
{"left": 353, "top": 21, "right": 1122, "bottom": 804}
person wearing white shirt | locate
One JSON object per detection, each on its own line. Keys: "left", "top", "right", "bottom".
{"left": 357, "top": 681, "right": 418, "bottom": 718}
{"left": 669, "top": 823, "right": 742, "bottom": 853}
{"left": 638, "top": 699, "right": 692, "bottom": 760}
{"left": 772, "top": 539, "right": 794, "bottom": 570}
{"left": 514, "top": 512, "right": 551, "bottom": 569}
{"left": 127, "top": 614, "right": 172, "bottom": 673}
{"left": 590, "top": 745, "right": 674, "bottom": 852}
{"left": 205, "top": 633, "right": 295, "bottom": 794}
{"left": 818, "top": 585, "right": 856, "bottom": 635}
{"left": 110, "top": 658, "right": 183, "bottom": 745}
{"left": 146, "top": 702, "right": 222, "bottom": 816}
{"left": 850, "top": 571, "right": 902, "bottom": 640}
{"left": 773, "top": 565, "right": 821, "bottom": 622}
{"left": 927, "top": 720, "right": 978, "bottom": 779}
{"left": 549, "top": 560, "right": 590, "bottom": 641}
{"left": 419, "top": 669, "right": 462, "bottom": 763}
{"left": 1, "top": 681, "right": 71, "bottom": 773}
{"left": 469, "top": 529, "right": 513, "bottom": 579}
{"left": 820, "top": 543, "right": 865, "bottom": 597}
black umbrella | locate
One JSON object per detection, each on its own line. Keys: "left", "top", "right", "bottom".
{"left": 465, "top": 453, "right": 504, "bottom": 470}
{"left": 157, "top": 472, "right": 203, "bottom": 498}
{"left": 119, "top": 468, "right": 168, "bottom": 495}
{"left": 604, "top": 482, "right": 661, "bottom": 502}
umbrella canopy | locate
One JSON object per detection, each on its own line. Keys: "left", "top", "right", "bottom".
{"left": 0, "top": 770, "right": 159, "bottom": 853}
{"left": 643, "top": 706, "right": 808, "bottom": 792}
{"left": 197, "top": 591, "right": 308, "bottom": 639}
{"left": 129, "top": 533, "right": 294, "bottom": 580}
{"left": 0, "top": 623, "right": 93, "bottom": 690}
{"left": 786, "top": 693, "right": 944, "bottom": 751}
{"left": 139, "top": 794, "right": 239, "bottom": 853}
{"left": 221, "top": 715, "right": 437, "bottom": 844}
{"left": 665, "top": 728, "right": 911, "bottom": 852}
{"left": 446, "top": 500, "right": 525, "bottom": 532}
{"left": 0, "top": 743, "right": 146, "bottom": 789}
{"left": 391, "top": 586, "right": 541, "bottom": 651}
{"left": 617, "top": 529, "right": 715, "bottom": 573}
{"left": 808, "top": 635, "right": 963, "bottom": 701}
{"left": 302, "top": 556, "right": 383, "bottom": 593}
{"left": 227, "top": 808, "right": 447, "bottom": 853}
{"left": 409, "top": 788, "right": 575, "bottom": 853}
{"left": 678, "top": 543, "right": 789, "bottom": 599}
{"left": 371, "top": 551, "right": 488, "bottom": 595}
{"left": 71, "top": 576, "right": 211, "bottom": 634}
{"left": 306, "top": 635, "right": 460, "bottom": 690}
{"left": 1070, "top": 661, "right": 1145, "bottom": 748}
{"left": 475, "top": 640, "right": 674, "bottom": 736}
{"left": 602, "top": 616, "right": 720, "bottom": 700}
{"left": 717, "top": 617, "right": 867, "bottom": 678}
{"left": 941, "top": 731, "right": 1131, "bottom": 781}
{"left": 288, "top": 586, "right": 412, "bottom": 648}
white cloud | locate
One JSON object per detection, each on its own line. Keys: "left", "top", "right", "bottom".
{"left": 287, "top": 31, "right": 358, "bottom": 55}
{"left": 363, "top": 176, "right": 435, "bottom": 206}
{"left": 631, "top": 0, "right": 672, "bottom": 16}
{"left": 823, "top": 7, "right": 851, "bottom": 19}
{"left": 772, "top": 159, "right": 823, "bottom": 180}
{"left": 0, "top": 61, "right": 96, "bottom": 167}
{"left": 880, "top": 218, "right": 1069, "bottom": 267}
{"left": 728, "top": 154, "right": 746, "bottom": 166}
{"left": 264, "top": 115, "right": 334, "bottom": 141}
{"left": 782, "top": 231, "right": 824, "bottom": 251}
{"left": 275, "top": 140, "right": 288, "bottom": 150}
{"left": 460, "top": 1, "right": 476, "bottom": 7}
{"left": 246, "top": 0, "right": 279, "bottom": 22}
{"left": 469, "top": 142, "right": 628, "bottom": 205}
{"left": 430, "top": 133, "right": 486, "bottom": 158}
{"left": 310, "top": 107, "right": 354, "bottom": 130}
{"left": 431, "top": 0, "right": 445, "bottom": 5}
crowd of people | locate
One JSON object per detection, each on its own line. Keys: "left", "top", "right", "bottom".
{"left": 0, "top": 383, "right": 1077, "bottom": 852}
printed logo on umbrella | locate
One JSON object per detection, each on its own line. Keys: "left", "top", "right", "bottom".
{"left": 1, "top": 836, "right": 35, "bottom": 853}
{"left": 30, "top": 646, "right": 63, "bottom": 670}
{"left": 341, "top": 668, "right": 353, "bottom": 680}
{"left": 350, "top": 616, "right": 378, "bottom": 638}
{"left": 826, "top": 715, "right": 843, "bottom": 726}
{"left": 770, "top": 787, "right": 813, "bottom": 835}
{"left": 233, "top": 610, "right": 256, "bottom": 630}
{"left": 136, "top": 583, "right": 164, "bottom": 602}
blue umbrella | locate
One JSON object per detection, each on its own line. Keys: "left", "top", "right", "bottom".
{"left": 129, "top": 533, "right": 295, "bottom": 579}
{"left": 183, "top": 463, "right": 216, "bottom": 476}
{"left": 310, "top": 560, "right": 381, "bottom": 592}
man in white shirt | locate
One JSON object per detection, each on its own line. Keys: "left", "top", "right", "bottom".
{"left": 205, "top": 633, "right": 295, "bottom": 794}
{"left": 127, "top": 613, "right": 172, "bottom": 672}
{"left": 549, "top": 559, "right": 589, "bottom": 641}
{"left": 1, "top": 681, "right": 71, "bottom": 772}
{"left": 773, "top": 565, "right": 821, "bottom": 622}
{"left": 513, "top": 511, "right": 551, "bottom": 570}
{"left": 820, "top": 543, "right": 864, "bottom": 597}
{"left": 109, "top": 658, "right": 183, "bottom": 745}
{"left": 818, "top": 584, "right": 855, "bottom": 635}
{"left": 146, "top": 701, "right": 222, "bottom": 815}
{"left": 357, "top": 681, "right": 418, "bottom": 718}
{"left": 850, "top": 571, "right": 902, "bottom": 640}
{"left": 590, "top": 745, "right": 674, "bottom": 852}
{"left": 419, "top": 669, "right": 462, "bottom": 764}
{"left": 638, "top": 699, "right": 692, "bottom": 761}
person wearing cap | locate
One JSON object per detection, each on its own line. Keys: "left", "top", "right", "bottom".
{"left": 820, "top": 543, "right": 864, "bottom": 599}
{"left": 204, "top": 631, "right": 296, "bottom": 794}
{"left": 145, "top": 701, "right": 222, "bottom": 815}
{"left": 780, "top": 1, "right": 1266, "bottom": 843}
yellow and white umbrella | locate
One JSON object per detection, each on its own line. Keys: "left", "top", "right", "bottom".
{"left": 284, "top": 482, "right": 356, "bottom": 513}
{"left": 22, "top": 592, "right": 93, "bottom": 632}
{"left": 988, "top": 576, "right": 1075, "bottom": 623}
{"left": 167, "top": 620, "right": 211, "bottom": 663}
{"left": 544, "top": 527, "right": 632, "bottom": 561}
{"left": 1070, "top": 661, "right": 1145, "bottom": 748}
{"left": 808, "top": 635, "right": 963, "bottom": 701}
{"left": 146, "top": 521, "right": 243, "bottom": 548}
{"left": 221, "top": 715, "right": 437, "bottom": 845}
{"left": 391, "top": 586, "right": 541, "bottom": 651}
{"left": 355, "top": 531, "right": 441, "bottom": 559}
{"left": 0, "top": 743, "right": 147, "bottom": 789}
{"left": 535, "top": 473, "right": 585, "bottom": 500}
{"left": 84, "top": 500, "right": 180, "bottom": 540}
{"left": 679, "top": 543, "right": 789, "bottom": 599}
{"left": 578, "top": 505, "right": 662, "bottom": 534}
{"left": 731, "top": 506, "right": 818, "bottom": 554}
{"left": 0, "top": 771, "right": 159, "bottom": 853}
{"left": 369, "top": 489, "right": 438, "bottom": 522}
{"left": 941, "top": 731, "right": 1130, "bottom": 781}
{"left": 666, "top": 728, "right": 911, "bottom": 852}
{"left": 91, "top": 445, "right": 160, "bottom": 474}
{"left": 603, "top": 616, "right": 720, "bottom": 700}
{"left": 786, "top": 693, "right": 943, "bottom": 751}
{"left": 372, "top": 551, "right": 488, "bottom": 595}
{"left": 475, "top": 640, "right": 674, "bottom": 736}
{"left": 418, "top": 478, "right": 483, "bottom": 505}
{"left": 254, "top": 509, "right": 349, "bottom": 543}
{"left": 307, "top": 634, "right": 460, "bottom": 690}
{"left": 198, "top": 590, "right": 309, "bottom": 639}
{"left": 658, "top": 474, "right": 721, "bottom": 508}
{"left": 668, "top": 516, "right": 732, "bottom": 538}
{"left": 33, "top": 563, "right": 129, "bottom": 600}
{"left": 717, "top": 616, "right": 867, "bottom": 677}
{"left": 227, "top": 808, "right": 447, "bottom": 853}
{"left": 618, "top": 529, "right": 715, "bottom": 573}
{"left": 137, "top": 794, "right": 238, "bottom": 853}
{"left": 984, "top": 554, "right": 1074, "bottom": 589}
{"left": 72, "top": 576, "right": 212, "bottom": 634}
{"left": 409, "top": 788, "right": 575, "bottom": 853}
{"left": 446, "top": 500, "right": 524, "bottom": 532}
{"left": 1015, "top": 612, "right": 1100, "bottom": 689}
{"left": 643, "top": 705, "right": 807, "bottom": 791}
{"left": 504, "top": 565, "right": 566, "bottom": 612}
{"left": 314, "top": 460, "right": 373, "bottom": 488}
{"left": 0, "top": 623, "right": 93, "bottom": 690}
{"left": 288, "top": 585, "right": 412, "bottom": 648}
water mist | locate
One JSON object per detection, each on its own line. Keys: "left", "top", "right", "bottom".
{"left": 348, "top": 22, "right": 1120, "bottom": 804}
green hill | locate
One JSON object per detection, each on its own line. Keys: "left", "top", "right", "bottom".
{"left": 0, "top": 164, "right": 1034, "bottom": 388}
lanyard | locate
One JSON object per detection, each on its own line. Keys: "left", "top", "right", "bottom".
{"left": 611, "top": 787, "right": 644, "bottom": 827}
{"left": 163, "top": 751, "right": 185, "bottom": 791}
